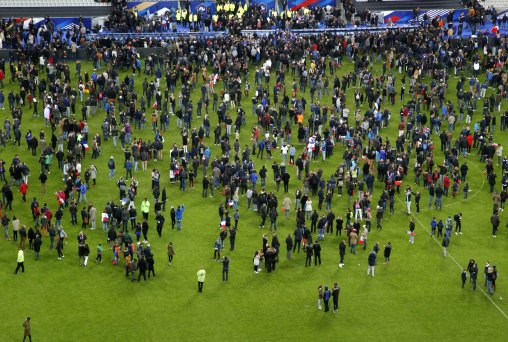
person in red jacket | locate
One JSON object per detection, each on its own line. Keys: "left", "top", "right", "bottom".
{"left": 0, "top": 68, "right": 4, "bottom": 88}
{"left": 443, "top": 175, "right": 451, "bottom": 196}
{"left": 19, "top": 181, "right": 28, "bottom": 202}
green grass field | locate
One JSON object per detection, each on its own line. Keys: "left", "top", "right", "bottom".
{"left": 2, "top": 55, "right": 508, "bottom": 341}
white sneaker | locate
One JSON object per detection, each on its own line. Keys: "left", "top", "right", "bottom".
{"left": 318, "top": 306, "right": 322, "bottom": 310}
{"left": 455, "top": 232, "right": 458, "bottom": 235}
{"left": 459, "top": 232, "right": 463, "bottom": 235}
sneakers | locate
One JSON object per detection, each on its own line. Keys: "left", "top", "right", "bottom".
{"left": 459, "top": 232, "right": 463, "bottom": 235}
{"left": 58, "top": 257, "right": 62, "bottom": 260}
{"left": 455, "top": 232, "right": 458, "bottom": 235}
{"left": 339, "top": 264, "right": 343, "bottom": 268}
{"left": 318, "top": 306, "right": 322, "bottom": 310}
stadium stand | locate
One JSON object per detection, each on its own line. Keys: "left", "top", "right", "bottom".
{"left": 0, "top": 0, "right": 111, "bottom": 6}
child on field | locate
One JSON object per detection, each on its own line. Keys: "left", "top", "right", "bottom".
{"left": 96, "top": 243, "right": 103, "bottom": 263}
{"left": 463, "top": 183, "right": 469, "bottom": 199}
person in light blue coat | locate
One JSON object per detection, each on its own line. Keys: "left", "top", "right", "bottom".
{"left": 175, "top": 205, "right": 185, "bottom": 230}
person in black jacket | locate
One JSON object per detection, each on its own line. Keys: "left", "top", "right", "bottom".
{"left": 33, "top": 235, "right": 42, "bottom": 260}
{"left": 221, "top": 256, "right": 229, "bottom": 282}
{"left": 305, "top": 243, "right": 313, "bottom": 267}
{"left": 27, "top": 227, "right": 36, "bottom": 250}
{"left": 339, "top": 240, "right": 346, "bottom": 268}
{"left": 19, "top": 225, "right": 27, "bottom": 250}
{"left": 170, "top": 207, "right": 176, "bottom": 229}
{"left": 313, "top": 241, "right": 322, "bottom": 266}
{"left": 264, "top": 247, "right": 274, "bottom": 273}
{"left": 147, "top": 254, "right": 155, "bottom": 278}
{"left": 156, "top": 213, "right": 165, "bottom": 237}
{"left": 293, "top": 226, "right": 302, "bottom": 253}
{"left": 137, "top": 255, "right": 147, "bottom": 281}
{"left": 285, "top": 234, "right": 293, "bottom": 259}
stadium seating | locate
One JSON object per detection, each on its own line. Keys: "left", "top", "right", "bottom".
{"left": 482, "top": 0, "right": 508, "bottom": 11}
{"left": 0, "top": 0, "right": 111, "bottom": 7}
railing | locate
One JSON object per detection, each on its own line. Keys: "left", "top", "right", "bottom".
{"left": 89, "top": 24, "right": 420, "bottom": 40}
{"left": 239, "top": 25, "right": 420, "bottom": 36}
{"left": 87, "top": 31, "right": 229, "bottom": 39}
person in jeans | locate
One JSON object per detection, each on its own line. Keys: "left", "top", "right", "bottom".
{"left": 367, "top": 250, "right": 377, "bottom": 277}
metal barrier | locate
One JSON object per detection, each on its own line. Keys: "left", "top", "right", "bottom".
{"left": 88, "top": 24, "right": 419, "bottom": 40}
{"left": 240, "top": 25, "right": 420, "bottom": 36}
{"left": 88, "top": 31, "right": 228, "bottom": 40}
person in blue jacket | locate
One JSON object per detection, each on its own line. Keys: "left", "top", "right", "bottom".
{"left": 367, "top": 250, "right": 377, "bottom": 277}
{"left": 175, "top": 204, "right": 185, "bottom": 230}
{"left": 323, "top": 286, "right": 331, "bottom": 312}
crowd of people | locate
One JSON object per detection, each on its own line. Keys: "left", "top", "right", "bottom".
{"left": 0, "top": 0, "right": 506, "bottom": 299}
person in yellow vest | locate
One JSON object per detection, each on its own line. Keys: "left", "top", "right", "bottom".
{"left": 176, "top": 9, "right": 181, "bottom": 24}
{"left": 243, "top": 3, "right": 248, "bottom": 11}
{"left": 230, "top": 2, "right": 235, "bottom": 12}
{"left": 224, "top": 2, "right": 229, "bottom": 12}
{"left": 217, "top": 3, "right": 222, "bottom": 12}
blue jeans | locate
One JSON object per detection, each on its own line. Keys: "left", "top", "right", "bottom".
{"left": 435, "top": 197, "right": 442, "bottom": 209}
{"left": 177, "top": 220, "right": 182, "bottom": 230}
{"left": 350, "top": 244, "right": 356, "bottom": 254}
{"left": 270, "top": 221, "right": 277, "bottom": 231}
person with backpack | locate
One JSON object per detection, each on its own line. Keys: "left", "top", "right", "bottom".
{"left": 108, "top": 156, "right": 115, "bottom": 179}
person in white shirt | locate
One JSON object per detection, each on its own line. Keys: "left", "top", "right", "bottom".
{"left": 281, "top": 144, "right": 289, "bottom": 164}
{"left": 496, "top": 145, "right": 503, "bottom": 165}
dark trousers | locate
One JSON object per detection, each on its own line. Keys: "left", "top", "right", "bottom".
{"left": 198, "top": 281, "right": 204, "bottom": 292}
{"left": 314, "top": 254, "right": 321, "bottom": 266}
{"left": 15, "top": 262, "right": 24, "bottom": 273}
{"left": 324, "top": 299, "right": 329, "bottom": 312}
{"left": 305, "top": 256, "right": 312, "bottom": 267}
{"left": 340, "top": 254, "right": 345, "bottom": 264}
{"left": 333, "top": 299, "right": 339, "bottom": 311}
{"left": 293, "top": 239, "right": 301, "bottom": 252}
{"left": 138, "top": 270, "right": 146, "bottom": 281}
{"left": 222, "top": 269, "right": 229, "bottom": 281}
